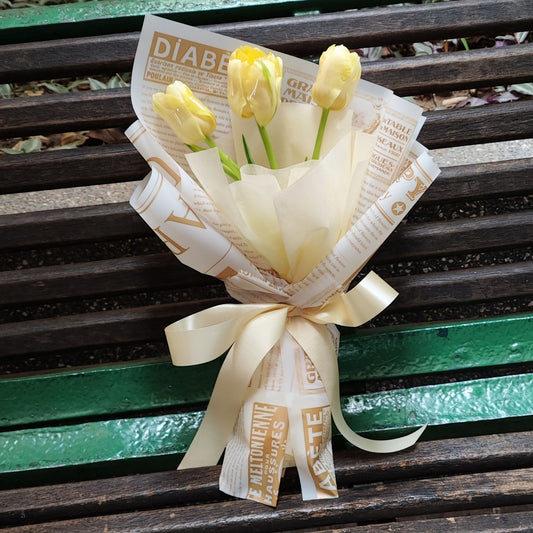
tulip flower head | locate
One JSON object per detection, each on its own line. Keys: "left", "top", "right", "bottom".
{"left": 153, "top": 81, "right": 216, "bottom": 145}
{"left": 311, "top": 44, "right": 361, "bottom": 111}
{"left": 310, "top": 45, "right": 361, "bottom": 159}
{"left": 227, "top": 46, "right": 283, "bottom": 128}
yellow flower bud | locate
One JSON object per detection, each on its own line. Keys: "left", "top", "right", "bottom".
{"left": 311, "top": 44, "right": 361, "bottom": 110}
{"left": 227, "top": 45, "right": 283, "bottom": 127}
{"left": 152, "top": 81, "right": 216, "bottom": 145}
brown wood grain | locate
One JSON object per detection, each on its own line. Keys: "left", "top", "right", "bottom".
{"left": 0, "top": 144, "right": 149, "bottom": 195}
{"left": 1, "top": 262, "right": 530, "bottom": 357}
{"left": 288, "top": 510, "right": 533, "bottom": 532}
{"left": 2, "top": 90, "right": 532, "bottom": 147}
{"left": 1, "top": 432, "right": 531, "bottom": 527}
{"left": 1, "top": 0, "right": 531, "bottom": 83}
{"left": 1, "top": 211, "right": 531, "bottom": 306}
{"left": 3, "top": 468, "right": 533, "bottom": 531}
{"left": 0, "top": 202, "right": 147, "bottom": 251}
{"left": 1, "top": 153, "right": 530, "bottom": 201}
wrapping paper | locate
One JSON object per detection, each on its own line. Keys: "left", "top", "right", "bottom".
{"left": 127, "top": 15, "right": 441, "bottom": 506}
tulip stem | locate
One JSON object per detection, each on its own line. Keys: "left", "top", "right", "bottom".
{"left": 242, "top": 135, "right": 255, "bottom": 164}
{"left": 312, "top": 107, "right": 330, "bottom": 160}
{"left": 257, "top": 123, "right": 278, "bottom": 169}
{"left": 204, "top": 135, "right": 241, "bottom": 181}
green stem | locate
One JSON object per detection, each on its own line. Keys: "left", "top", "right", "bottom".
{"left": 256, "top": 122, "right": 278, "bottom": 169}
{"left": 460, "top": 37, "right": 470, "bottom": 51}
{"left": 242, "top": 134, "right": 255, "bottom": 164}
{"left": 205, "top": 135, "right": 241, "bottom": 180}
{"left": 222, "top": 162, "right": 241, "bottom": 181}
{"left": 185, "top": 143, "right": 204, "bottom": 152}
{"left": 312, "top": 107, "right": 330, "bottom": 160}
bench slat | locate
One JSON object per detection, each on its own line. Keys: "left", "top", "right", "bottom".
{"left": 211, "top": 0, "right": 533, "bottom": 55}
{"left": 1, "top": 431, "right": 531, "bottom": 526}
{"left": 1, "top": 314, "right": 530, "bottom": 428}
{"left": 0, "top": 144, "right": 148, "bottom": 195}
{"left": 419, "top": 100, "right": 533, "bottom": 149}
{"left": 1, "top": 467, "right": 532, "bottom": 530}
{"left": 1, "top": 212, "right": 530, "bottom": 306}
{"left": 1, "top": 374, "right": 531, "bottom": 483}
{"left": 391, "top": 263, "right": 531, "bottom": 310}
{"left": 302, "top": 511, "right": 533, "bottom": 533}
{"left": 0, "top": 253, "right": 204, "bottom": 306}
{"left": 0, "top": 203, "right": 145, "bottom": 251}
{"left": 1, "top": 0, "right": 531, "bottom": 82}
{"left": 1, "top": 154, "right": 531, "bottom": 203}
{"left": 3, "top": 89, "right": 532, "bottom": 148}
{"left": 364, "top": 43, "right": 533, "bottom": 96}
{"left": 1, "top": 263, "right": 530, "bottom": 357}
{"left": 0, "top": 88, "right": 133, "bottom": 138}
{"left": 422, "top": 158, "right": 533, "bottom": 204}
{"left": 372, "top": 210, "right": 533, "bottom": 263}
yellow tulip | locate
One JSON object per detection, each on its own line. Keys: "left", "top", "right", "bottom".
{"left": 153, "top": 81, "right": 216, "bottom": 145}
{"left": 227, "top": 46, "right": 283, "bottom": 127}
{"left": 311, "top": 45, "right": 361, "bottom": 111}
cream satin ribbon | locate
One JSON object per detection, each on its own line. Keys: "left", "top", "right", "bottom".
{"left": 165, "top": 271, "right": 426, "bottom": 469}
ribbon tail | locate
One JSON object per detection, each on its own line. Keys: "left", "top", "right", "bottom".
{"left": 178, "top": 307, "right": 290, "bottom": 469}
{"left": 287, "top": 317, "right": 426, "bottom": 454}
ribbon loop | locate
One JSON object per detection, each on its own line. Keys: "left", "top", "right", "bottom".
{"left": 164, "top": 272, "right": 425, "bottom": 469}
{"left": 165, "top": 303, "right": 284, "bottom": 366}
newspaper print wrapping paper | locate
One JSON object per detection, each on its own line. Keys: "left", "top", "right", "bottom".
{"left": 126, "top": 15, "right": 441, "bottom": 506}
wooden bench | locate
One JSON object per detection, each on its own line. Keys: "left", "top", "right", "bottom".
{"left": 1, "top": 0, "right": 532, "bottom": 529}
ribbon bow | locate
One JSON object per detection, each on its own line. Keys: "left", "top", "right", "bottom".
{"left": 165, "top": 271, "right": 426, "bottom": 469}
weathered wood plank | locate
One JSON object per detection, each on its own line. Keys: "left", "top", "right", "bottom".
{"left": 0, "top": 88, "right": 133, "bottom": 138}
{"left": 362, "top": 43, "right": 533, "bottom": 96}
{"left": 291, "top": 510, "right": 533, "bottom": 532}
{"left": 210, "top": 0, "right": 533, "bottom": 55}
{"left": 1, "top": 431, "right": 531, "bottom": 526}
{"left": 2, "top": 88, "right": 532, "bottom": 148}
{"left": 0, "top": 203, "right": 147, "bottom": 251}
{"left": 0, "top": 253, "right": 206, "bottom": 305}
{"left": 0, "top": 144, "right": 148, "bottom": 195}
{"left": 390, "top": 262, "right": 532, "bottom": 311}
{"left": 0, "top": 297, "right": 229, "bottom": 357}
{"left": 1, "top": 314, "right": 530, "bottom": 428}
{"left": 421, "top": 158, "right": 533, "bottom": 204}
{"left": 1, "top": 212, "right": 530, "bottom": 305}
{"left": 0, "top": 262, "right": 530, "bottom": 357}
{"left": 372, "top": 210, "right": 533, "bottom": 263}
{"left": 1, "top": 0, "right": 531, "bottom": 81}
{"left": 1, "top": 153, "right": 530, "bottom": 204}
{"left": 3, "top": 468, "right": 533, "bottom": 531}
{"left": 418, "top": 100, "right": 533, "bottom": 149}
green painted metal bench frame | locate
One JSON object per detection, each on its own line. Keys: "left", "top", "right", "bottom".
{"left": 1, "top": 313, "right": 532, "bottom": 489}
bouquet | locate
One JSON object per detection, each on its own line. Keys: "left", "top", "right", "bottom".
{"left": 126, "top": 16, "right": 440, "bottom": 506}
